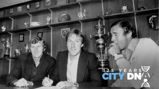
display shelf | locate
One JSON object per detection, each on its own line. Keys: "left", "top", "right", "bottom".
{"left": 135, "top": 8, "right": 159, "bottom": 15}
{"left": 104, "top": 11, "right": 134, "bottom": 19}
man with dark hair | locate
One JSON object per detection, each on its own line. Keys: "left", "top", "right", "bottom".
{"left": 110, "top": 20, "right": 137, "bottom": 38}
{"left": 43, "top": 28, "right": 101, "bottom": 88}
{"left": 108, "top": 20, "right": 159, "bottom": 88}
{"left": 7, "top": 37, "right": 56, "bottom": 87}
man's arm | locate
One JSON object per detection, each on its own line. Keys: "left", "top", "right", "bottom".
{"left": 7, "top": 58, "right": 22, "bottom": 86}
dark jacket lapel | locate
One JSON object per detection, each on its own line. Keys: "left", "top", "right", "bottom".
{"left": 77, "top": 51, "right": 86, "bottom": 82}
{"left": 60, "top": 51, "right": 68, "bottom": 80}
{"left": 37, "top": 53, "right": 45, "bottom": 71}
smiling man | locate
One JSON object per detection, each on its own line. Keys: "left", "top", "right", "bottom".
{"left": 7, "top": 37, "right": 56, "bottom": 87}
{"left": 43, "top": 28, "right": 101, "bottom": 88}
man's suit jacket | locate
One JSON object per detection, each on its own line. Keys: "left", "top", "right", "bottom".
{"left": 7, "top": 53, "right": 56, "bottom": 86}
{"left": 52, "top": 50, "right": 101, "bottom": 87}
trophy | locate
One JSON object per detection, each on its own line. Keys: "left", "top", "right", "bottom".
{"left": 26, "top": 4, "right": 30, "bottom": 10}
{"left": 148, "top": 15, "right": 159, "bottom": 30}
{"left": 105, "top": 8, "right": 112, "bottom": 15}
{"left": 94, "top": 19, "right": 111, "bottom": 72}
{"left": 61, "top": 28, "right": 70, "bottom": 38}
{"left": 58, "top": 13, "right": 71, "bottom": 22}
{"left": 4, "top": 38, "right": 10, "bottom": 58}
{"left": 46, "top": 16, "right": 51, "bottom": 24}
{"left": 137, "top": 0, "right": 146, "bottom": 10}
{"left": 17, "top": 6, "right": 22, "bottom": 12}
{"left": 24, "top": 22, "right": 29, "bottom": 28}
{"left": 35, "top": 2, "right": 40, "bottom": 9}
{"left": 24, "top": 43, "right": 30, "bottom": 53}
{"left": 1, "top": 25, "right": 6, "bottom": 32}
{"left": 45, "top": 0, "right": 51, "bottom": 6}
{"left": 121, "top": 5, "right": 128, "bottom": 13}
{"left": 14, "top": 48, "right": 21, "bottom": 57}
{"left": 9, "top": 8, "right": 14, "bottom": 14}
{"left": 78, "top": 9, "right": 86, "bottom": 19}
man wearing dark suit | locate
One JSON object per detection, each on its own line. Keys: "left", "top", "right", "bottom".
{"left": 55, "top": 50, "right": 101, "bottom": 87}
{"left": 43, "top": 29, "right": 101, "bottom": 88}
{"left": 7, "top": 37, "right": 56, "bottom": 87}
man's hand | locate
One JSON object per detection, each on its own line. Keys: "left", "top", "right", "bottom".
{"left": 56, "top": 81, "right": 75, "bottom": 88}
{"left": 13, "top": 78, "right": 29, "bottom": 87}
{"left": 108, "top": 43, "right": 120, "bottom": 56}
{"left": 42, "top": 77, "right": 53, "bottom": 87}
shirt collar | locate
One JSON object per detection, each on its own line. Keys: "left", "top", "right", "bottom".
{"left": 122, "top": 38, "right": 139, "bottom": 61}
{"left": 127, "top": 38, "right": 139, "bottom": 52}
{"left": 68, "top": 52, "right": 81, "bottom": 62}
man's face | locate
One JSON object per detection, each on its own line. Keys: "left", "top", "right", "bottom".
{"left": 30, "top": 41, "right": 43, "bottom": 58}
{"left": 110, "top": 25, "right": 131, "bottom": 50}
{"left": 67, "top": 34, "right": 83, "bottom": 56}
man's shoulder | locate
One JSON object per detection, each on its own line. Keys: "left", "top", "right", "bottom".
{"left": 43, "top": 53, "right": 55, "bottom": 62}
{"left": 136, "top": 38, "right": 159, "bottom": 54}
{"left": 17, "top": 53, "right": 31, "bottom": 61}
{"left": 81, "top": 51, "right": 97, "bottom": 62}
{"left": 82, "top": 51, "right": 96, "bottom": 57}
{"left": 139, "top": 38, "right": 154, "bottom": 43}
{"left": 139, "top": 38, "right": 158, "bottom": 47}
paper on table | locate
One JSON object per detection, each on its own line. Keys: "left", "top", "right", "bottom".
{"left": 35, "top": 86, "right": 60, "bottom": 89}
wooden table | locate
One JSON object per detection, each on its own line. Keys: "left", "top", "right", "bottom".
{"left": 0, "top": 84, "right": 134, "bottom": 89}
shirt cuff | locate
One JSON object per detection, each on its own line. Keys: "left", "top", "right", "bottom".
{"left": 114, "top": 54, "right": 124, "bottom": 61}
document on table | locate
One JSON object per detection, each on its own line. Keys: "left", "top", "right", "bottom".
{"left": 35, "top": 86, "right": 60, "bottom": 89}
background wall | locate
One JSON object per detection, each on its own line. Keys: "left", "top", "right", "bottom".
{"left": 0, "top": 0, "right": 30, "bottom": 8}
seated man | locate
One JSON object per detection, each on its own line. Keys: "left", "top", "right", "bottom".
{"left": 43, "top": 29, "right": 101, "bottom": 88}
{"left": 108, "top": 20, "right": 159, "bottom": 89}
{"left": 7, "top": 37, "right": 56, "bottom": 87}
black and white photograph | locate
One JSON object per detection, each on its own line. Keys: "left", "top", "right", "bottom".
{"left": 0, "top": 0, "right": 158, "bottom": 89}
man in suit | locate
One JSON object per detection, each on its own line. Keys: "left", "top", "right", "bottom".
{"left": 7, "top": 37, "right": 56, "bottom": 87}
{"left": 43, "top": 28, "right": 101, "bottom": 88}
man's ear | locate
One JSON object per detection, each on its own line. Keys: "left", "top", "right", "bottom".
{"left": 126, "top": 31, "right": 132, "bottom": 38}
{"left": 81, "top": 44, "right": 84, "bottom": 47}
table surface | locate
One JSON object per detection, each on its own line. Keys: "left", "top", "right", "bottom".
{"left": 0, "top": 85, "right": 134, "bottom": 89}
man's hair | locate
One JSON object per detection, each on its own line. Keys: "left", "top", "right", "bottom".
{"left": 66, "top": 28, "right": 85, "bottom": 45}
{"left": 111, "top": 20, "right": 137, "bottom": 38}
{"left": 29, "top": 37, "right": 47, "bottom": 51}
{"left": 30, "top": 36, "right": 43, "bottom": 44}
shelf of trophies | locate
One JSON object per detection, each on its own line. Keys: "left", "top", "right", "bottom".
{"left": 0, "top": 0, "right": 99, "bottom": 20}
{"left": 0, "top": 0, "right": 158, "bottom": 34}
{"left": 0, "top": 33, "right": 11, "bottom": 58}
{"left": 0, "top": 0, "right": 102, "bottom": 33}
{"left": 0, "top": 17, "right": 12, "bottom": 34}
{"left": 102, "top": 0, "right": 134, "bottom": 15}
{"left": 0, "top": 0, "right": 124, "bottom": 33}
{"left": 0, "top": 0, "right": 158, "bottom": 53}
{"left": 4, "top": 27, "right": 52, "bottom": 59}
